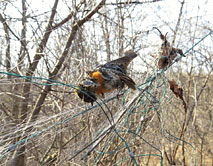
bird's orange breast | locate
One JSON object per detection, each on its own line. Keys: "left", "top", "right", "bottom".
{"left": 89, "top": 71, "right": 112, "bottom": 97}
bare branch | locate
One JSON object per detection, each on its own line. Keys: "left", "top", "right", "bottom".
{"left": 106, "top": 0, "right": 163, "bottom": 5}
{"left": 0, "top": 13, "right": 11, "bottom": 77}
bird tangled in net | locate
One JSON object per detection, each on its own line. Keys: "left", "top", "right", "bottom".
{"left": 75, "top": 50, "right": 138, "bottom": 105}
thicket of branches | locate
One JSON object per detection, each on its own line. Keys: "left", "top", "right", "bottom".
{"left": 0, "top": 0, "right": 212, "bottom": 165}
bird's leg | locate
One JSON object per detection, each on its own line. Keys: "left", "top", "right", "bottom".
{"left": 116, "top": 93, "right": 120, "bottom": 100}
{"left": 116, "top": 88, "right": 124, "bottom": 100}
{"left": 101, "top": 92, "right": 105, "bottom": 98}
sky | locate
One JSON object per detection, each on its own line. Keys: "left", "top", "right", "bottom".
{"left": 0, "top": 0, "right": 212, "bottom": 73}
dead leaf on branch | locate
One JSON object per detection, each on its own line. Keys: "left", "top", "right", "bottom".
{"left": 153, "top": 27, "right": 185, "bottom": 69}
{"left": 168, "top": 79, "right": 187, "bottom": 112}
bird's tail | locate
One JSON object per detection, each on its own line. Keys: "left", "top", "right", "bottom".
{"left": 106, "top": 50, "right": 138, "bottom": 68}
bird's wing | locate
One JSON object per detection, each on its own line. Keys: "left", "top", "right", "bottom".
{"left": 114, "top": 72, "right": 136, "bottom": 90}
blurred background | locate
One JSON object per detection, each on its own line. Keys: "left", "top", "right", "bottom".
{"left": 0, "top": 0, "right": 212, "bottom": 165}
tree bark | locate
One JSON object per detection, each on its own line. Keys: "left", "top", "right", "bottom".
{"left": 10, "top": 1, "right": 106, "bottom": 166}
{"left": 10, "top": 1, "right": 59, "bottom": 166}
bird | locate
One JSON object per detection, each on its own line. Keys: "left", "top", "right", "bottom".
{"left": 75, "top": 77, "right": 98, "bottom": 105}
{"left": 76, "top": 50, "right": 138, "bottom": 104}
{"left": 87, "top": 50, "right": 137, "bottom": 97}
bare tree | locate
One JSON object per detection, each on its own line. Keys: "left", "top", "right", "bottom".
{"left": 0, "top": 0, "right": 212, "bottom": 166}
